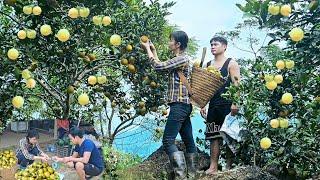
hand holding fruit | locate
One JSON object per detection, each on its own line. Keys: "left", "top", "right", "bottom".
{"left": 140, "top": 40, "right": 151, "bottom": 50}
{"left": 230, "top": 103, "right": 239, "bottom": 116}
{"left": 62, "top": 156, "right": 72, "bottom": 163}
{"left": 40, "top": 156, "right": 48, "bottom": 162}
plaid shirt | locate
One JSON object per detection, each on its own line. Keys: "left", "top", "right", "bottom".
{"left": 150, "top": 54, "right": 191, "bottom": 104}
{"left": 16, "top": 137, "right": 44, "bottom": 160}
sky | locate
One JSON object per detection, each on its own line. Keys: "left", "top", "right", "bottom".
{"left": 147, "top": 0, "right": 256, "bottom": 61}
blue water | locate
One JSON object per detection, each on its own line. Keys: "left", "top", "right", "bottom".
{"left": 113, "top": 114, "right": 206, "bottom": 158}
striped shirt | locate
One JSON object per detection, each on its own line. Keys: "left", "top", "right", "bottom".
{"left": 150, "top": 54, "right": 191, "bottom": 104}
{"left": 16, "top": 137, "right": 44, "bottom": 160}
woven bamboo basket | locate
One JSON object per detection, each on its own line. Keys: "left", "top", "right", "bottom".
{"left": 189, "top": 47, "right": 225, "bottom": 108}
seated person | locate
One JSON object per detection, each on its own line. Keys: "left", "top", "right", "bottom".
{"left": 16, "top": 129, "right": 50, "bottom": 169}
{"left": 53, "top": 127, "right": 104, "bottom": 180}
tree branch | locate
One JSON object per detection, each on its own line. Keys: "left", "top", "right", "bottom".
{"left": 112, "top": 114, "right": 140, "bottom": 137}
{"left": 35, "top": 77, "right": 64, "bottom": 107}
{"left": 24, "top": 93, "right": 60, "bottom": 119}
{"left": 36, "top": 71, "right": 66, "bottom": 99}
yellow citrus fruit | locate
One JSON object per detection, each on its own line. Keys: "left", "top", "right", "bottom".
{"left": 23, "top": 6, "right": 33, "bottom": 15}
{"left": 279, "top": 118, "right": 289, "bottom": 128}
{"left": 56, "top": 29, "right": 70, "bottom": 42}
{"left": 264, "top": 74, "right": 274, "bottom": 82}
{"left": 260, "top": 137, "right": 271, "bottom": 150}
{"left": 102, "top": 16, "right": 111, "bottom": 26}
{"left": 270, "top": 119, "right": 280, "bottom": 128}
{"left": 150, "top": 81, "right": 157, "bottom": 88}
{"left": 207, "top": 65, "right": 217, "bottom": 71}
{"left": 110, "top": 34, "right": 121, "bottom": 46}
{"left": 79, "top": 8, "right": 90, "bottom": 18}
{"left": 78, "top": 93, "right": 89, "bottom": 105}
{"left": 276, "top": 60, "right": 285, "bottom": 70}
{"left": 280, "top": 5, "right": 291, "bottom": 17}
{"left": 12, "top": 96, "right": 24, "bottom": 108}
{"left": 7, "top": 48, "right": 19, "bottom": 60}
{"left": 193, "top": 59, "right": 201, "bottom": 67}
{"left": 97, "top": 76, "right": 107, "bottom": 84}
{"left": 266, "top": 80, "right": 277, "bottom": 90}
{"left": 268, "top": 5, "right": 280, "bottom": 15}
{"left": 128, "top": 64, "right": 136, "bottom": 73}
{"left": 21, "top": 69, "right": 31, "bottom": 79}
{"left": 26, "top": 78, "right": 36, "bottom": 88}
{"left": 285, "top": 60, "right": 295, "bottom": 69}
{"left": 281, "top": 93, "right": 293, "bottom": 104}
{"left": 121, "top": 58, "right": 128, "bottom": 65}
{"left": 27, "top": 29, "right": 37, "bottom": 39}
{"left": 40, "top": 24, "right": 52, "bottom": 36}
{"left": 66, "top": 86, "right": 75, "bottom": 94}
{"left": 88, "top": 76, "right": 97, "bottom": 85}
{"left": 68, "top": 8, "right": 79, "bottom": 19}
{"left": 32, "top": 6, "right": 42, "bottom": 15}
{"left": 274, "top": 74, "right": 283, "bottom": 84}
{"left": 289, "top": 27, "right": 304, "bottom": 42}
{"left": 126, "top": 44, "right": 133, "bottom": 51}
{"left": 92, "top": 16, "right": 102, "bottom": 25}
{"left": 17, "top": 30, "right": 27, "bottom": 39}
{"left": 140, "top": 35, "right": 149, "bottom": 43}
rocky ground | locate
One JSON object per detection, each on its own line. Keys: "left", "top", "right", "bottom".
{"left": 117, "top": 141, "right": 279, "bottom": 180}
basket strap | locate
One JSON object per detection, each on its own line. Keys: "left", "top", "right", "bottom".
{"left": 177, "top": 71, "right": 193, "bottom": 97}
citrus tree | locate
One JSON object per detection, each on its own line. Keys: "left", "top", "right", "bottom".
{"left": 222, "top": 0, "right": 320, "bottom": 178}
{"left": 0, "top": 0, "right": 187, "bottom": 144}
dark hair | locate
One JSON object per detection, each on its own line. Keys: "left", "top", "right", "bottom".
{"left": 69, "top": 127, "right": 84, "bottom": 138}
{"left": 85, "top": 128, "right": 99, "bottom": 139}
{"left": 27, "top": 129, "right": 39, "bottom": 139}
{"left": 210, "top": 36, "right": 228, "bottom": 46}
{"left": 169, "top": 31, "right": 189, "bottom": 51}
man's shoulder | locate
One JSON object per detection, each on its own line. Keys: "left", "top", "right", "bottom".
{"left": 228, "top": 58, "right": 239, "bottom": 67}
{"left": 83, "top": 139, "right": 96, "bottom": 147}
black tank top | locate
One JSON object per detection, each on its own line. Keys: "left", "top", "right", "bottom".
{"left": 208, "top": 58, "right": 233, "bottom": 107}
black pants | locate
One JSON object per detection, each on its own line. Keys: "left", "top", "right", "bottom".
{"left": 205, "top": 104, "right": 231, "bottom": 140}
{"left": 73, "top": 162, "right": 103, "bottom": 177}
{"left": 16, "top": 148, "right": 40, "bottom": 168}
{"left": 162, "top": 102, "right": 197, "bottom": 155}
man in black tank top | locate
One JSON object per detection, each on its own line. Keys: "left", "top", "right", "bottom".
{"left": 200, "top": 36, "right": 241, "bottom": 174}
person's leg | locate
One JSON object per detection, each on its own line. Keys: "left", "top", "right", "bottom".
{"left": 205, "top": 107, "right": 223, "bottom": 174}
{"left": 75, "top": 162, "right": 86, "bottom": 180}
{"left": 83, "top": 164, "right": 103, "bottom": 179}
{"left": 162, "top": 103, "right": 186, "bottom": 155}
{"left": 206, "top": 138, "right": 220, "bottom": 174}
{"left": 179, "top": 104, "right": 196, "bottom": 154}
{"left": 179, "top": 105, "right": 198, "bottom": 178}
{"left": 17, "top": 152, "right": 32, "bottom": 168}
{"left": 226, "top": 146, "right": 233, "bottom": 170}
{"left": 162, "top": 103, "right": 188, "bottom": 179}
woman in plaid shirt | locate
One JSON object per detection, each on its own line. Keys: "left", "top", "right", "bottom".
{"left": 141, "top": 31, "right": 197, "bottom": 179}
{"left": 16, "top": 129, "right": 50, "bottom": 169}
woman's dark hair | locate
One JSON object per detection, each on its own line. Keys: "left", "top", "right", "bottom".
{"left": 26, "top": 129, "right": 39, "bottom": 143}
{"left": 210, "top": 36, "right": 228, "bottom": 46}
{"left": 85, "top": 127, "right": 99, "bottom": 139}
{"left": 169, "top": 31, "right": 189, "bottom": 51}
{"left": 69, "top": 127, "right": 84, "bottom": 138}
